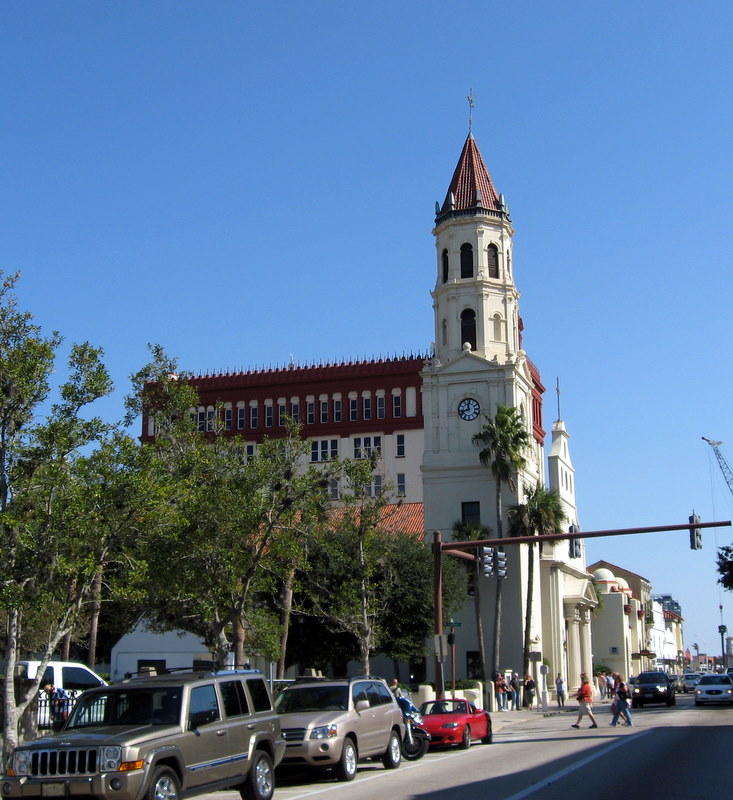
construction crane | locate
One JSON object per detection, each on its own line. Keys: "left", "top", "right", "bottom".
{"left": 703, "top": 437, "right": 733, "bottom": 496}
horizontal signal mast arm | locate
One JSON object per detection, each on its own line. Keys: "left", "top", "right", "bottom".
{"left": 441, "top": 520, "right": 731, "bottom": 551}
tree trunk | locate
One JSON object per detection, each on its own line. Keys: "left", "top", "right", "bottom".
{"left": 87, "top": 568, "right": 103, "bottom": 669}
{"left": 490, "top": 480, "right": 504, "bottom": 678}
{"left": 232, "top": 617, "right": 245, "bottom": 668}
{"left": 277, "top": 571, "right": 295, "bottom": 679}
{"left": 522, "top": 540, "right": 535, "bottom": 681}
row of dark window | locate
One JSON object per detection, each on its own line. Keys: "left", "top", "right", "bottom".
{"left": 442, "top": 243, "right": 499, "bottom": 283}
{"left": 193, "top": 393, "right": 404, "bottom": 433}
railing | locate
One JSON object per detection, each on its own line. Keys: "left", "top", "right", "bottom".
{"left": 37, "top": 694, "right": 79, "bottom": 728}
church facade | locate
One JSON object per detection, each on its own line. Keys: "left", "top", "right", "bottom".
{"left": 143, "top": 133, "right": 598, "bottom": 695}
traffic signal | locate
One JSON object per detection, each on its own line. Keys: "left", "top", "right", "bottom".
{"left": 495, "top": 550, "right": 508, "bottom": 579}
{"left": 689, "top": 513, "right": 702, "bottom": 550}
{"left": 480, "top": 546, "right": 494, "bottom": 576}
{"left": 568, "top": 524, "right": 582, "bottom": 559}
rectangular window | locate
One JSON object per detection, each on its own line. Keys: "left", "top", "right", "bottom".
{"left": 461, "top": 501, "right": 481, "bottom": 525}
{"left": 396, "top": 434, "right": 405, "bottom": 457}
{"left": 197, "top": 411, "right": 206, "bottom": 432}
{"left": 246, "top": 444, "right": 255, "bottom": 461}
{"left": 377, "top": 396, "right": 385, "bottom": 419}
{"left": 320, "top": 400, "right": 328, "bottom": 423}
{"left": 363, "top": 397, "right": 371, "bottom": 420}
{"left": 291, "top": 402, "right": 300, "bottom": 423}
{"left": 206, "top": 410, "right": 215, "bottom": 432}
{"left": 307, "top": 402, "right": 315, "bottom": 424}
{"left": 393, "top": 394, "right": 402, "bottom": 418}
{"left": 237, "top": 407, "right": 246, "bottom": 429}
{"left": 397, "top": 473, "right": 406, "bottom": 496}
{"left": 312, "top": 440, "right": 338, "bottom": 462}
{"left": 265, "top": 405, "right": 273, "bottom": 428}
{"left": 278, "top": 403, "right": 287, "bottom": 426}
{"left": 349, "top": 398, "right": 358, "bottom": 421}
{"left": 354, "top": 436, "right": 381, "bottom": 459}
{"left": 250, "top": 406, "right": 258, "bottom": 429}
{"left": 367, "top": 475, "right": 382, "bottom": 497}
{"left": 224, "top": 408, "right": 232, "bottom": 431}
{"left": 329, "top": 479, "right": 339, "bottom": 500}
{"left": 334, "top": 399, "right": 342, "bottom": 422}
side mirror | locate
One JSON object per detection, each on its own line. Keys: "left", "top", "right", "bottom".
{"left": 354, "top": 699, "right": 370, "bottom": 713}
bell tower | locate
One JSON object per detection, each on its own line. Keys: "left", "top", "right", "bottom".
{"left": 431, "top": 134, "right": 519, "bottom": 365}
{"left": 421, "top": 133, "right": 545, "bottom": 543}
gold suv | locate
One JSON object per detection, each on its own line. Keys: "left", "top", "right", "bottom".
{"left": 3, "top": 669, "right": 285, "bottom": 800}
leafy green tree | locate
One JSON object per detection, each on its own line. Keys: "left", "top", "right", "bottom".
{"left": 472, "top": 405, "right": 530, "bottom": 677}
{"left": 0, "top": 272, "right": 141, "bottom": 761}
{"left": 508, "top": 483, "right": 565, "bottom": 682}
{"left": 125, "top": 348, "right": 330, "bottom": 668}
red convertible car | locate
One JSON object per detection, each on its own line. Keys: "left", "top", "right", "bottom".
{"left": 419, "top": 698, "right": 492, "bottom": 748}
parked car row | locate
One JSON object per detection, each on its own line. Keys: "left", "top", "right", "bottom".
{"left": 2, "top": 669, "right": 493, "bottom": 800}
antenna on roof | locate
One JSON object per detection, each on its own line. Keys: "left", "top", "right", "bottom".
{"left": 467, "top": 88, "right": 475, "bottom": 134}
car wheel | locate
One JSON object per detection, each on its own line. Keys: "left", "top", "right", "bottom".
{"left": 239, "top": 750, "right": 274, "bottom": 800}
{"left": 146, "top": 767, "right": 181, "bottom": 800}
{"left": 381, "top": 729, "right": 401, "bottom": 769}
{"left": 335, "top": 737, "right": 357, "bottom": 782}
{"left": 460, "top": 725, "right": 471, "bottom": 750}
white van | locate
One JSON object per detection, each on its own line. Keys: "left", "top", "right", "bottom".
{"left": 18, "top": 661, "right": 107, "bottom": 727}
{"left": 19, "top": 660, "right": 107, "bottom": 694}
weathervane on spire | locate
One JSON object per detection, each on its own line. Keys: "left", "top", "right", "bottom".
{"left": 556, "top": 377, "right": 562, "bottom": 421}
{"left": 467, "top": 88, "right": 475, "bottom": 134}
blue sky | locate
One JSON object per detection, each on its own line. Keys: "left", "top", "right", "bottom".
{"left": 3, "top": 1, "right": 733, "bottom": 662}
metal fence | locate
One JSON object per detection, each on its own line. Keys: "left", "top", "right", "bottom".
{"left": 37, "top": 693, "right": 79, "bottom": 728}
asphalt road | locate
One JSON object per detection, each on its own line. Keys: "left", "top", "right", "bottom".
{"left": 211, "top": 694, "right": 732, "bottom": 800}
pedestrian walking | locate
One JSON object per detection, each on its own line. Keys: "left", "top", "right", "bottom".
{"left": 570, "top": 676, "right": 598, "bottom": 729}
{"left": 609, "top": 676, "right": 633, "bottom": 727}
{"left": 555, "top": 674, "right": 566, "bottom": 708}
{"left": 598, "top": 671, "right": 607, "bottom": 700}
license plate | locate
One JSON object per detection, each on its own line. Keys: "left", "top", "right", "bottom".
{"left": 643, "top": 693, "right": 654, "bottom": 697}
{"left": 41, "top": 784, "right": 66, "bottom": 797}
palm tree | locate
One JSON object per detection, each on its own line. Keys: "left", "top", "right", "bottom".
{"left": 508, "top": 483, "right": 566, "bottom": 684}
{"left": 472, "top": 406, "right": 530, "bottom": 678}
{"left": 452, "top": 520, "right": 492, "bottom": 700}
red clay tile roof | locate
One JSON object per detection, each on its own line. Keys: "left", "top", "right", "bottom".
{"left": 328, "top": 502, "right": 425, "bottom": 537}
{"left": 439, "top": 135, "right": 502, "bottom": 218}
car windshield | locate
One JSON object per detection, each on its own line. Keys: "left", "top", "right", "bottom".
{"left": 275, "top": 685, "right": 348, "bottom": 713}
{"left": 699, "top": 675, "right": 730, "bottom": 685}
{"left": 637, "top": 673, "right": 667, "bottom": 684}
{"left": 67, "top": 687, "right": 182, "bottom": 728}
{"left": 420, "top": 700, "right": 469, "bottom": 715}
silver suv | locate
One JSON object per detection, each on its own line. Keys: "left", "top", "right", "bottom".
{"left": 3, "top": 669, "right": 285, "bottom": 800}
{"left": 274, "top": 676, "right": 404, "bottom": 782}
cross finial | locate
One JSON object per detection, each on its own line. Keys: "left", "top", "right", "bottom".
{"left": 467, "top": 89, "right": 475, "bottom": 134}
{"left": 556, "top": 377, "right": 561, "bottom": 421}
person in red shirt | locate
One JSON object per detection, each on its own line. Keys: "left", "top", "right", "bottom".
{"left": 571, "top": 677, "right": 598, "bottom": 729}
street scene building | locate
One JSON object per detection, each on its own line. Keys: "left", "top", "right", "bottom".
{"left": 139, "top": 132, "right": 682, "bottom": 695}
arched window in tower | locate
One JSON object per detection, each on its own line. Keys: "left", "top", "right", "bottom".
{"left": 460, "top": 243, "right": 474, "bottom": 279}
{"left": 492, "top": 313, "right": 505, "bottom": 341}
{"left": 487, "top": 244, "right": 499, "bottom": 279}
{"left": 441, "top": 318, "right": 447, "bottom": 346}
{"left": 460, "top": 309, "right": 477, "bottom": 351}
{"left": 442, "top": 249, "right": 449, "bottom": 283}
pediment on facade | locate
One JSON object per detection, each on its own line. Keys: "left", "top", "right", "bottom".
{"left": 562, "top": 575, "right": 598, "bottom": 608}
{"left": 427, "top": 350, "right": 501, "bottom": 377}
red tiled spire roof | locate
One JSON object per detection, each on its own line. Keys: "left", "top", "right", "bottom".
{"left": 438, "top": 135, "right": 503, "bottom": 221}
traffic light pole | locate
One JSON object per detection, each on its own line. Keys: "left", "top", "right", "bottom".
{"left": 432, "top": 519, "right": 731, "bottom": 700}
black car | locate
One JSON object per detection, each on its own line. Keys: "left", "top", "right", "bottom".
{"left": 631, "top": 671, "right": 677, "bottom": 708}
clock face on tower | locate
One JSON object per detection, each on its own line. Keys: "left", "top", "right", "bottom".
{"left": 458, "top": 398, "right": 481, "bottom": 421}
